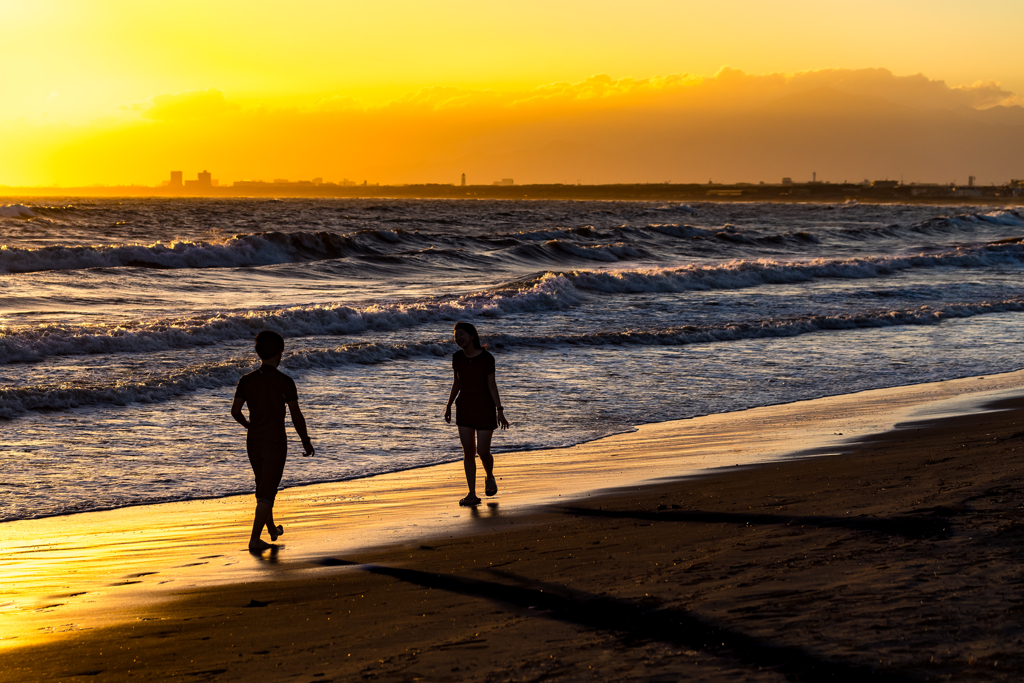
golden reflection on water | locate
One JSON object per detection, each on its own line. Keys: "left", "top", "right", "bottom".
{"left": 2, "top": 368, "right": 1022, "bottom": 649}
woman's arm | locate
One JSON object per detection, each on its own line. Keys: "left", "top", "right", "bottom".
{"left": 444, "top": 370, "right": 461, "bottom": 424}
{"left": 487, "top": 373, "right": 509, "bottom": 430}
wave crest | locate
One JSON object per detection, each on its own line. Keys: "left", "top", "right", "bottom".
{"left": 0, "top": 228, "right": 428, "bottom": 274}
{"left": 0, "top": 204, "right": 39, "bottom": 219}
{"left": 560, "top": 241, "right": 1024, "bottom": 293}
{"left": 0, "top": 274, "right": 581, "bottom": 364}
{"left": 5, "top": 297, "right": 1023, "bottom": 418}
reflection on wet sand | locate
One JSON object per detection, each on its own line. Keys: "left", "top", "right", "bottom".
{"left": 2, "top": 369, "right": 1023, "bottom": 649}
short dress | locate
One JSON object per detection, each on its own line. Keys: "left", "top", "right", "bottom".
{"left": 453, "top": 348, "right": 498, "bottom": 430}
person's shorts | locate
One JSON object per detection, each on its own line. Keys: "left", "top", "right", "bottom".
{"left": 247, "top": 441, "right": 287, "bottom": 501}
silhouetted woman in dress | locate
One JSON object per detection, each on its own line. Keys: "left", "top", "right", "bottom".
{"left": 444, "top": 321, "right": 510, "bottom": 506}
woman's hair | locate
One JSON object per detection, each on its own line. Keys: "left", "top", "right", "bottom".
{"left": 255, "top": 330, "right": 285, "bottom": 360}
{"left": 454, "top": 321, "right": 485, "bottom": 350}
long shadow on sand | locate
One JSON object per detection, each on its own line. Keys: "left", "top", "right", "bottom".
{"left": 315, "top": 558, "right": 918, "bottom": 682}
{"left": 556, "top": 506, "right": 952, "bottom": 540}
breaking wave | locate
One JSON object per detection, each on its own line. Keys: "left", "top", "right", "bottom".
{"left": 4, "top": 297, "right": 1023, "bottom": 418}
{"left": 0, "top": 229, "right": 430, "bottom": 274}
{"left": 2, "top": 205, "right": 1021, "bottom": 275}
{"left": 557, "top": 240, "right": 1024, "bottom": 294}
{"left": 0, "top": 275, "right": 582, "bottom": 364}
{"left": 0, "top": 204, "right": 39, "bottom": 219}
{"left": 4, "top": 240, "right": 1023, "bottom": 366}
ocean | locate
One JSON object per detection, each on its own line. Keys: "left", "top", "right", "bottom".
{"left": 2, "top": 198, "right": 1023, "bottom": 522}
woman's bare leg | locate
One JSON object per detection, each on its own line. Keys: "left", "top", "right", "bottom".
{"left": 476, "top": 429, "right": 495, "bottom": 479}
{"left": 458, "top": 426, "right": 478, "bottom": 497}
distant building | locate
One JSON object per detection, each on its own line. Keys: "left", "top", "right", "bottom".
{"left": 184, "top": 170, "right": 215, "bottom": 189}
{"left": 312, "top": 177, "right": 323, "bottom": 185}
{"left": 493, "top": 178, "right": 514, "bottom": 186}
{"left": 968, "top": 175, "right": 976, "bottom": 187}
{"left": 871, "top": 180, "right": 900, "bottom": 188}
{"left": 782, "top": 177, "right": 793, "bottom": 185}
{"left": 461, "top": 173, "right": 466, "bottom": 186}
{"left": 169, "top": 171, "right": 183, "bottom": 188}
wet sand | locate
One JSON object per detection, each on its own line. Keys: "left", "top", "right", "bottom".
{"left": 3, "top": 372, "right": 1024, "bottom": 681}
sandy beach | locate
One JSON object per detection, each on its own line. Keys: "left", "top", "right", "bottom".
{"left": 4, "top": 372, "right": 1024, "bottom": 681}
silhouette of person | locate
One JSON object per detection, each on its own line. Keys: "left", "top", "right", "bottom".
{"left": 231, "top": 331, "right": 315, "bottom": 552}
{"left": 444, "top": 322, "right": 510, "bottom": 506}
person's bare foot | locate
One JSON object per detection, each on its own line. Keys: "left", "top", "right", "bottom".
{"left": 248, "top": 539, "right": 273, "bottom": 553}
{"left": 268, "top": 525, "right": 284, "bottom": 542}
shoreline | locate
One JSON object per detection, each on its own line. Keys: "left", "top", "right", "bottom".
{"left": 6, "top": 367, "right": 1023, "bottom": 527}
{"left": 4, "top": 371, "right": 1024, "bottom": 680}
{"left": 4, "top": 377, "right": 1024, "bottom": 680}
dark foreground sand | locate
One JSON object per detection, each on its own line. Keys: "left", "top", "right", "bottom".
{"left": 6, "top": 398, "right": 1024, "bottom": 682}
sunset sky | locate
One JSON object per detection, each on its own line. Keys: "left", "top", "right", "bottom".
{"left": 3, "top": 0, "right": 1023, "bottom": 187}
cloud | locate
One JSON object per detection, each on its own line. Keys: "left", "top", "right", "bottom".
{"left": 502, "top": 67, "right": 1020, "bottom": 112}
{"left": 779, "top": 68, "right": 1018, "bottom": 110}
{"left": 11, "top": 68, "right": 1024, "bottom": 187}
{"left": 951, "top": 80, "right": 1020, "bottom": 109}
{"left": 138, "top": 88, "right": 240, "bottom": 122}
{"left": 342, "top": 67, "right": 1020, "bottom": 117}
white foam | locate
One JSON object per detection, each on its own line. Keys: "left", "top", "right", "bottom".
{"left": 4, "top": 241, "right": 1023, "bottom": 366}
{"left": 0, "top": 274, "right": 581, "bottom": 365}
{"left": 562, "top": 242, "right": 1024, "bottom": 294}
{"left": 0, "top": 229, "right": 417, "bottom": 274}
{"left": 978, "top": 210, "right": 1024, "bottom": 226}
{"left": 5, "top": 297, "right": 1023, "bottom": 418}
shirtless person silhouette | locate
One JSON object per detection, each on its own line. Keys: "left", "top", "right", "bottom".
{"left": 231, "top": 331, "right": 315, "bottom": 552}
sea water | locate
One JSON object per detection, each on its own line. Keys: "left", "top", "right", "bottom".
{"left": 2, "top": 198, "right": 1023, "bottom": 521}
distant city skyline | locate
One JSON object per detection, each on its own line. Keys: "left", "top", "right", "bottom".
{"left": 142, "top": 170, "right": 1024, "bottom": 191}
{"left": 7, "top": 170, "right": 1021, "bottom": 203}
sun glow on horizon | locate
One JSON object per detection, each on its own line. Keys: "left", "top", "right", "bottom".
{"left": 2, "top": 1, "right": 1022, "bottom": 186}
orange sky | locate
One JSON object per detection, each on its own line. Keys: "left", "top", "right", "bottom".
{"left": 2, "top": 1, "right": 1023, "bottom": 186}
